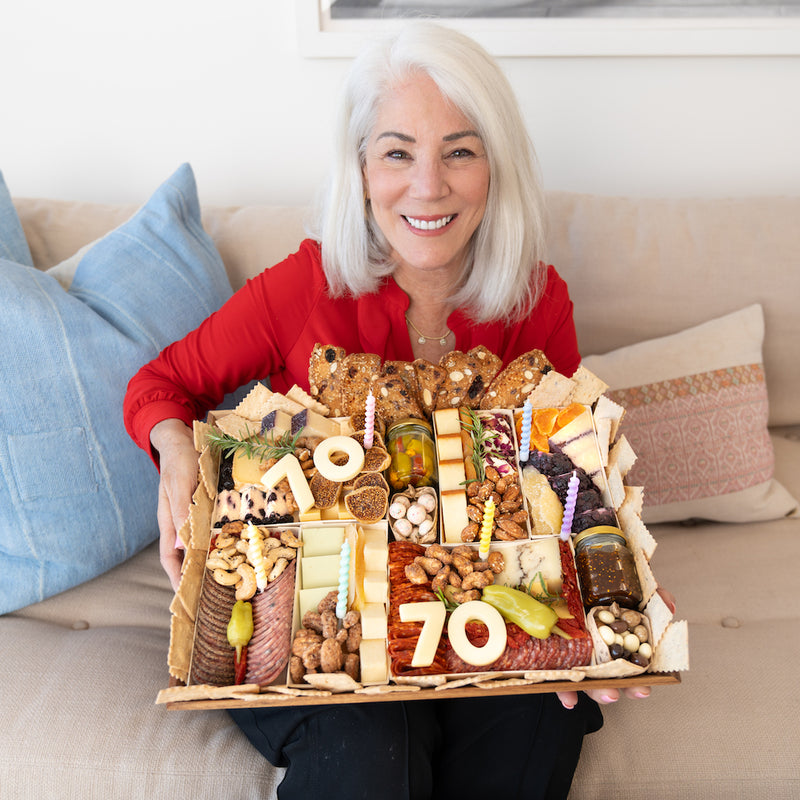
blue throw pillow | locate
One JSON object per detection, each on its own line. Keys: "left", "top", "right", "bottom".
{"left": 0, "top": 164, "right": 232, "bottom": 614}
{"left": 0, "top": 169, "right": 33, "bottom": 265}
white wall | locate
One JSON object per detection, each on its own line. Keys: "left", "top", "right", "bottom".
{"left": 1, "top": 1, "right": 798, "bottom": 205}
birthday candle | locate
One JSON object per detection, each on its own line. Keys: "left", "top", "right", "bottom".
{"left": 479, "top": 496, "right": 496, "bottom": 559}
{"left": 336, "top": 540, "right": 351, "bottom": 619}
{"left": 363, "top": 390, "right": 376, "bottom": 449}
{"left": 560, "top": 471, "right": 580, "bottom": 541}
{"left": 519, "top": 400, "right": 533, "bottom": 462}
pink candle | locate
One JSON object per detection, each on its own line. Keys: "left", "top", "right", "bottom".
{"left": 363, "top": 390, "right": 376, "bottom": 449}
{"left": 560, "top": 471, "right": 580, "bottom": 541}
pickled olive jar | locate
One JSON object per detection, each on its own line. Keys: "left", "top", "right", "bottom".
{"left": 385, "top": 419, "right": 438, "bottom": 491}
{"left": 574, "top": 526, "right": 643, "bottom": 609}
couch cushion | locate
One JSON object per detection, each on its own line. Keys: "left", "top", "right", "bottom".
{"left": 583, "top": 305, "right": 798, "bottom": 525}
{"left": 0, "top": 164, "right": 232, "bottom": 614}
{"left": 547, "top": 192, "right": 800, "bottom": 427}
{"left": 0, "top": 169, "right": 33, "bottom": 265}
{"left": 0, "top": 543, "right": 281, "bottom": 799}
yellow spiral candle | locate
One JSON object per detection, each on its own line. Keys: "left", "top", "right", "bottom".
{"left": 479, "top": 496, "right": 495, "bottom": 560}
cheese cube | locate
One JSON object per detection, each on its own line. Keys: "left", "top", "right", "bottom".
{"left": 359, "top": 639, "right": 389, "bottom": 684}
{"left": 363, "top": 571, "right": 388, "bottom": 604}
{"left": 360, "top": 603, "right": 388, "bottom": 639}
{"left": 436, "top": 433, "right": 463, "bottom": 462}
{"left": 363, "top": 539, "right": 388, "bottom": 572}
{"left": 301, "top": 526, "right": 346, "bottom": 557}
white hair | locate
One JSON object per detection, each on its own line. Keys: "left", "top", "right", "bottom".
{"left": 317, "top": 21, "right": 548, "bottom": 323}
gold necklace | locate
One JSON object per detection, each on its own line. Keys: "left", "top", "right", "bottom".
{"left": 405, "top": 314, "right": 452, "bottom": 347}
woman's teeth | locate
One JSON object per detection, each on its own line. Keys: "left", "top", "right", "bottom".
{"left": 404, "top": 215, "right": 454, "bottom": 231}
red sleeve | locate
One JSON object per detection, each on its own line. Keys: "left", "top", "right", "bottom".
{"left": 123, "top": 241, "right": 324, "bottom": 458}
{"left": 538, "top": 264, "right": 580, "bottom": 376}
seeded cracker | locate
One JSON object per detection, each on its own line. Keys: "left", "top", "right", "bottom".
{"left": 341, "top": 353, "right": 383, "bottom": 415}
{"left": 370, "top": 374, "right": 425, "bottom": 424}
{"left": 308, "top": 344, "right": 347, "bottom": 415}
{"left": 526, "top": 369, "right": 576, "bottom": 409}
{"left": 412, "top": 358, "right": 447, "bottom": 416}
{"left": 436, "top": 348, "right": 499, "bottom": 409}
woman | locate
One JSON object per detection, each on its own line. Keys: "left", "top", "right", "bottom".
{"left": 125, "top": 21, "right": 648, "bottom": 800}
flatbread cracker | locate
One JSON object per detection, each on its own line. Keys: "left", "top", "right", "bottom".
{"left": 193, "top": 419, "right": 213, "bottom": 453}
{"left": 302, "top": 672, "right": 361, "bottom": 693}
{"left": 649, "top": 620, "right": 689, "bottom": 673}
{"left": 619, "top": 509, "right": 657, "bottom": 561}
{"left": 355, "top": 684, "right": 421, "bottom": 695}
{"left": 198, "top": 445, "right": 220, "bottom": 500}
{"left": 214, "top": 412, "right": 260, "bottom": 440}
{"left": 235, "top": 382, "right": 274, "bottom": 420}
{"left": 286, "top": 384, "right": 330, "bottom": 415}
{"left": 167, "top": 614, "right": 194, "bottom": 682}
{"left": 608, "top": 434, "right": 637, "bottom": 479}
{"left": 644, "top": 588, "right": 675, "bottom": 650}
{"left": 568, "top": 365, "right": 609, "bottom": 405}
{"left": 527, "top": 370, "right": 576, "bottom": 409}
{"left": 593, "top": 394, "right": 626, "bottom": 443}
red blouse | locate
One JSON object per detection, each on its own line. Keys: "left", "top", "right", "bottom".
{"left": 124, "top": 239, "right": 580, "bottom": 455}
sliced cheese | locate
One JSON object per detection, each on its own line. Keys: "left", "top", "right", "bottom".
{"left": 299, "top": 586, "right": 337, "bottom": 618}
{"left": 301, "top": 526, "right": 346, "bottom": 558}
{"left": 359, "top": 638, "right": 389, "bottom": 684}
{"left": 233, "top": 450, "right": 270, "bottom": 490}
{"left": 261, "top": 453, "right": 315, "bottom": 513}
{"left": 433, "top": 407, "right": 461, "bottom": 436}
{"left": 300, "top": 554, "right": 341, "bottom": 590}
{"left": 291, "top": 408, "right": 340, "bottom": 440}
{"left": 399, "top": 601, "right": 446, "bottom": 668}
{"left": 435, "top": 433, "right": 463, "bottom": 462}
{"left": 360, "top": 602, "right": 388, "bottom": 639}
{"left": 438, "top": 459, "right": 466, "bottom": 492}
{"left": 440, "top": 489, "right": 469, "bottom": 544}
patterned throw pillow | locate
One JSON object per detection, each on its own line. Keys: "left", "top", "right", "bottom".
{"left": 0, "top": 164, "right": 232, "bottom": 614}
{"left": 582, "top": 304, "right": 798, "bottom": 524}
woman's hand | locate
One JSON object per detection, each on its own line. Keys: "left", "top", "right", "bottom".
{"left": 557, "top": 586, "right": 677, "bottom": 710}
{"left": 150, "top": 419, "right": 198, "bottom": 591}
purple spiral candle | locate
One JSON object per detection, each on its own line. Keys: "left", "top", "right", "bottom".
{"left": 560, "top": 471, "right": 580, "bottom": 541}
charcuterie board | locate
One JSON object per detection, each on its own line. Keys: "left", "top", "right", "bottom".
{"left": 159, "top": 347, "right": 688, "bottom": 709}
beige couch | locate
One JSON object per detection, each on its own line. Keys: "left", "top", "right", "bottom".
{"left": 2, "top": 191, "right": 798, "bottom": 799}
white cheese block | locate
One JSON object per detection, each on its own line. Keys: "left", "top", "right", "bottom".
{"left": 363, "top": 538, "right": 388, "bottom": 572}
{"left": 433, "top": 408, "right": 461, "bottom": 436}
{"left": 399, "top": 601, "right": 446, "bottom": 668}
{"left": 261, "top": 453, "right": 315, "bottom": 513}
{"left": 435, "top": 433, "right": 463, "bottom": 462}
{"left": 300, "top": 554, "right": 341, "bottom": 590}
{"left": 359, "top": 638, "right": 389, "bottom": 684}
{"left": 438, "top": 459, "right": 466, "bottom": 492}
{"left": 233, "top": 451, "right": 270, "bottom": 490}
{"left": 440, "top": 490, "right": 469, "bottom": 544}
{"left": 363, "top": 571, "right": 389, "bottom": 604}
{"left": 291, "top": 408, "right": 341, "bottom": 440}
{"left": 301, "top": 526, "right": 346, "bottom": 557}
{"left": 360, "top": 603, "right": 388, "bottom": 639}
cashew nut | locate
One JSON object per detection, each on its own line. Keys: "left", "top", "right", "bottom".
{"left": 235, "top": 563, "right": 257, "bottom": 600}
{"left": 268, "top": 557, "right": 289, "bottom": 582}
{"left": 279, "top": 530, "right": 303, "bottom": 549}
{"left": 212, "top": 568, "right": 239, "bottom": 586}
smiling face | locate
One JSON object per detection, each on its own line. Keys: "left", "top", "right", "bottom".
{"left": 362, "top": 74, "right": 490, "bottom": 283}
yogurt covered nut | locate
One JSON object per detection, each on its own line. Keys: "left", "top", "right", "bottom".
{"left": 406, "top": 503, "right": 428, "bottom": 525}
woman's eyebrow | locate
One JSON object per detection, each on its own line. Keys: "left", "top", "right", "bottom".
{"left": 375, "top": 130, "right": 481, "bottom": 143}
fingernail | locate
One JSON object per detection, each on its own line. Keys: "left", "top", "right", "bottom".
{"left": 562, "top": 702, "right": 575, "bottom": 710}
{"left": 601, "top": 694, "right": 618, "bottom": 703}
{"left": 634, "top": 689, "right": 651, "bottom": 699}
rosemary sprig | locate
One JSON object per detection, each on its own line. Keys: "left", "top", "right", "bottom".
{"left": 206, "top": 427, "right": 302, "bottom": 462}
{"left": 459, "top": 407, "right": 499, "bottom": 483}
{"left": 435, "top": 587, "right": 459, "bottom": 612}
{"left": 521, "top": 571, "right": 561, "bottom": 605}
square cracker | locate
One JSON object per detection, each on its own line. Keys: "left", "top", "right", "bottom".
{"left": 568, "top": 365, "right": 609, "bottom": 405}
{"left": 649, "top": 620, "right": 690, "bottom": 673}
{"left": 527, "top": 370, "right": 575, "bottom": 409}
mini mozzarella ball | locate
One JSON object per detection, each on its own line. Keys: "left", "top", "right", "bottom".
{"left": 623, "top": 633, "right": 641, "bottom": 653}
{"left": 406, "top": 503, "right": 428, "bottom": 525}
{"left": 393, "top": 518, "right": 413, "bottom": 536}
{"left": 416, "top": 492, "right": 437, "bottom": 512}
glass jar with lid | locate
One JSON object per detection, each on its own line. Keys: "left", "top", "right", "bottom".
{"left": 385, "top": 418, "right": 438, "bottom": 491}
{"left": 574, "top": 526, "right": 643, "bottom": 609}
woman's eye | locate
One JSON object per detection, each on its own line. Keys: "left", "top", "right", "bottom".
{"left": 448, "top": 148, "right": 476, "bottom": 160}
{"left": 385, "top": 150, "right": 410, "bottom": 161}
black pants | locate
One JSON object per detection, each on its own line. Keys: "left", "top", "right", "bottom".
{"left": 229, "top": 692, "right": 602, "bottom": 800}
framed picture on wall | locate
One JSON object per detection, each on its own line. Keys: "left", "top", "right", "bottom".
{"left": 296, "top": 0, "right": 800, "bottom": 57}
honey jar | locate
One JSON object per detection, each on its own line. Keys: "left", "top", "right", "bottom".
{"left": 574, "top": 526, "right": 643, "bottom": 609}
{"left": 385, "top": 419, "right": 438, "bottom": 491}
